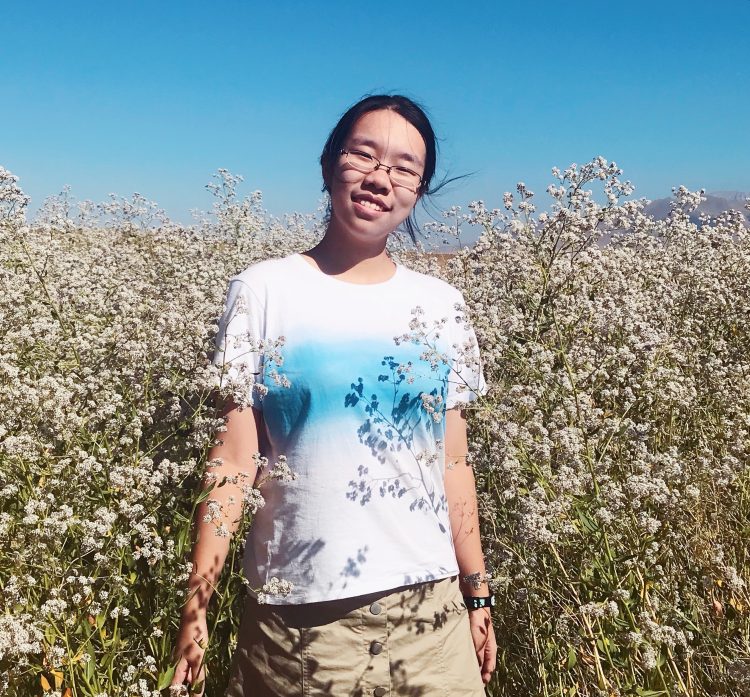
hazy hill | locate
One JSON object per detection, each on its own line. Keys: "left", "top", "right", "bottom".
{"left": 644, "top": 191, "right": 750, "bottom": 226}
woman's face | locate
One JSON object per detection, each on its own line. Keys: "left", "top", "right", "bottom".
{"left": 325, "top": 108, "right": 426, "bottom": 246}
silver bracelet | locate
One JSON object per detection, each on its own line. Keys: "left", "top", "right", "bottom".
{"left": 461, "top": 571, "right": 491, "bottom": 590}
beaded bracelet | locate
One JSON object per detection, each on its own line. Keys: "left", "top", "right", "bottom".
{"left": 461, "top": 571, "right": 491, "bottom": 590}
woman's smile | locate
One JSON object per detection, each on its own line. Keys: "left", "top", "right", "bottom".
{"left": 352, "top": 193, "right": 390, "bottom": 218}
{"left": 353, "top": 199, "right": 386, "bottom": 218}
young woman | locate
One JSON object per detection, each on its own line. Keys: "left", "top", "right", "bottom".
{"left": 172, "top": 94, "right": 497, "bottom": 696}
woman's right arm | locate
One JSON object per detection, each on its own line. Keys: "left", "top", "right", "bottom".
{"left": 171, "top": 397, "right": 262, "bottom": 694}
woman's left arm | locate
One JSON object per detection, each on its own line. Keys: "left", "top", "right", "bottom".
{"left": 444, "top": 407, "right": 497, "bottom": 685}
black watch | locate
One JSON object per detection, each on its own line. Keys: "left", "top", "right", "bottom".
{"left": 463, "top": 593, "right": 496, "bottom": 610}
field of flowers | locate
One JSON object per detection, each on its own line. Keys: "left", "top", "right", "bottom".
{"left": 1, "top": 161, "right": 749, "bottom": 697}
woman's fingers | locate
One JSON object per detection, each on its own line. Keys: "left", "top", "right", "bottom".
{"left": 189, "top": 660, "right": 207, "bottom": 696}
{"left": 170, "top": 656, "right": 189, "bottom": 686}
{"left": 481, "top": 622, "right": 498, "bottom": 684}
{"left": 467, "top": 608, "right": 496, "bottom": 684}
{"left": 169, "top": 645, "right": 207, "bottom": 695}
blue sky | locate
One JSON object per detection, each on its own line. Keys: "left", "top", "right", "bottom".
{"left": 2, "top": 0, "right": 749, "bottom": 224}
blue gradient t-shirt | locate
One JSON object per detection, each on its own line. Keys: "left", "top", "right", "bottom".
{"left": 212, "top": 253, "right": 487, "bottom": 604}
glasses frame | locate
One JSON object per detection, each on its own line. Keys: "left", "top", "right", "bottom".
{"left": 339, "top": 148, "right": 424, "bottom": 193}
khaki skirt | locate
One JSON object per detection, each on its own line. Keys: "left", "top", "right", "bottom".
{"left": 225, "top": 574, "right": 486, "bottom": 696}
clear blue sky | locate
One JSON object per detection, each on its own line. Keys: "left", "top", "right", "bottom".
{"left": 2, "top": 0, "right": 749, "bottom": 224}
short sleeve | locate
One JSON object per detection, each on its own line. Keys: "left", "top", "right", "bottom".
{"left": 445, "top": 292, "right": 488, "bottom": 409}
{"left": 211, "top": 278, "right": 266, "bottom": 410}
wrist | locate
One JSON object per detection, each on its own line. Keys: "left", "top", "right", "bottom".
{"left": 463, "top": 593, "right": 496, "bottom": 611}
{"left": 459, "top": 581, "right": 489, "bottom": 596}
{"left": 181, "top": 579, "right": 213, "bottom": 615}
{"left": 459, "top": 570, "right": 491, "bottom": 595}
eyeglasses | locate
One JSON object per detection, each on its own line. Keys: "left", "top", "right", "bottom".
{"left": 340, "top": 149, "right": 423, "bottom": 192}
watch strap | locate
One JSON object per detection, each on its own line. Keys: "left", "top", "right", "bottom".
{"left": 463, "top": 593, "right": 496, "bottom": 610}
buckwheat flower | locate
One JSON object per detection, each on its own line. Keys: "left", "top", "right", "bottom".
{"left": 253, "top": 452, "right": 270, "bottom": 470}
{"left": 579, "top": 602, "right": 606, "bottom": 618}
{"left": 268, "top": 455, "right": 296, "bottom": 483}
{"left": 261, "top": 576, "right": 293, "bottom": 598}
{"left": 641, "top": 645, "right": 658, "bottom": 670}
{"left": 0, "top": 613, "right": 44, "bottom": 661}
{"left": 203, "top": 499, "right": 222, "bottom": 524}
{"left": 176, "top": 562, "right": 195, "bottom": 583}
{"left": 41, "top": 598, "right": 68, "bottom": 615}
{"left": 48, "top": 644, "right": 66, "bottom": 668}
{"left": 241, "top": 486, "right": 266, "bottom": 515}
{"left": 215, "top": 523, "right": 230, "bottom": 537}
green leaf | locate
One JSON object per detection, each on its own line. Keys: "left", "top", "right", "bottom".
{"left": 157, "top": 660, "right": 178, "bottom": 690}
{"left": 576, "top": 507, "right": 598, "bottom": 534}
{"left": 85, "top": 653, "right": 95, "bottom": 681}
{"left": 195, "top": 482, "right": 217, "bottom": 504}
{"left": 566, "top": 644, "right": 577, "bottom": 669}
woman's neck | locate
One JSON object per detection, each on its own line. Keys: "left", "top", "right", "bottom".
{"left": 302, "top": 230, "right": 396, "bottom": 284}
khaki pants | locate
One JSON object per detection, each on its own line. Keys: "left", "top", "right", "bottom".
{"left": 226, "top": 574, "right": 486, "bottom": 696}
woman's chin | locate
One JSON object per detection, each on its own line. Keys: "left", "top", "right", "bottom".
{"left": 330, "top": 218, "right": 391, "bottom": 245}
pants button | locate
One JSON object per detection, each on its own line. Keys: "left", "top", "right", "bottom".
{"left": 369, "top": 640, "right": 383, "bottom": 655}
{"left": 369, "top": 602, "right": 382, "bottom": 615}
{"left": 373, "top": 687, "right": 387, "bottom": 696}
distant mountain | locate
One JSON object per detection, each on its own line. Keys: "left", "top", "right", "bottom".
{"left": 643, "top": 191, "right": 750, "bottom": 226}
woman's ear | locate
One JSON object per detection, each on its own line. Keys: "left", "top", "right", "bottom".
{"left": 321, "top": 162, "right": 331, "bottom": 192}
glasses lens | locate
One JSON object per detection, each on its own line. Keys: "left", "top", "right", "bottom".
{"left": 346, "top": 151, "right": 376, "bottom": 173}
{"left": 389, "top": 167, "right": 422, "bottom": 190}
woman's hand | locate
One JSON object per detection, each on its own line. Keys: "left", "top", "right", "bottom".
{"left": 170, "top": 610, "right": 209, "bottom": 696}
{"left": 168, "top": 400, "right": 262, "bottom": 694}
{"left": 468, "top": 607, "right": 497, "bottom": 684}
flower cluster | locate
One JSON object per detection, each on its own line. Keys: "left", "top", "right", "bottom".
{"left": 0, "top": 167, "right": 316, "bottom": 695}
{"left": 438, "top": 158, "right": 750, "bottom": 696}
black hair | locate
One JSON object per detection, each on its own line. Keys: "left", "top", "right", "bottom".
{"left": 319, "top": 93, "right": 457, "bottom": 244}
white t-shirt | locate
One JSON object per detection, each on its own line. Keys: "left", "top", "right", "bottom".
{"left": 212, "top": 253, "right": 487, "bottom": 604}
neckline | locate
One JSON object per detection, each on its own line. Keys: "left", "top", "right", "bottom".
{"left": 291, "top": 253, "right": 403, "bottom": 288}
